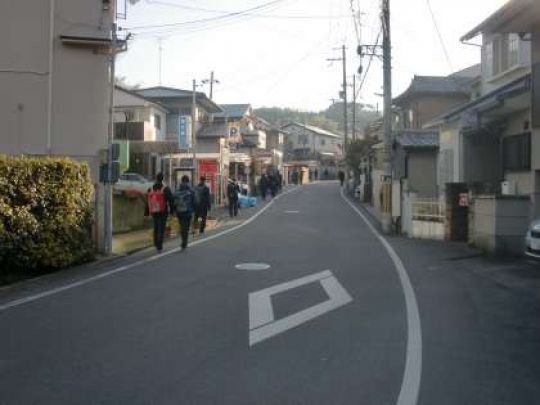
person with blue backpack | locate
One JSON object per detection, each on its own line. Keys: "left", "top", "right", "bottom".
{"left": 173, "top": 175, "right": 196, "bottom": 251}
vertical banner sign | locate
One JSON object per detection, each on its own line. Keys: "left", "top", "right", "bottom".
{"left": 178, "top": 116, "right": 191, "bottom": 148}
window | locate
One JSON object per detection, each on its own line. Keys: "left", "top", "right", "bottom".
{"left": 320, "top": 138, "right": 326, "bottom": 146}
{"left": 485, "top": 34, "right": 522, "bottom": 79}
{"left": 154, "top": 114, "right": 161, "bottom": 130}
{"left": 508, "top": 33, "right": 520, "bottom": 68}
{"left": 503, "top": 132, "right": 530, "bottom": 172}
{"left": 485, "top": 41, "right": 494, "bottom": 77}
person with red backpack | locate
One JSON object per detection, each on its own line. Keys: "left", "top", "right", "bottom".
{"left": 147, "top": 173, "right": 173, "bottom": 252}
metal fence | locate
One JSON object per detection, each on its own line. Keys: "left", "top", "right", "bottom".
{"left": 411, "top": 198, "right": 444, "bottom": 223}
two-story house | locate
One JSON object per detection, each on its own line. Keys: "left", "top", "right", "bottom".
{"left": 281, "top": 122, "right": 342, "bottom": 183}
{"left": 427, "top": 0, "right": 536, "bottom": 254}
{"left": 392, "top": 70, "right": 477, "bottom": 200}
{"left": 135, "top": 86, "right": 222, "bottom": 190}
{"left": 114, "top": 86, "right": 170, "bottom": 176}
{"left": 0, "top": 0, "right": 118, "bottom": 251}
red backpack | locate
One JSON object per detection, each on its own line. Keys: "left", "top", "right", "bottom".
{"left": 147, "top": 189, "right": 166, "bottom": 214}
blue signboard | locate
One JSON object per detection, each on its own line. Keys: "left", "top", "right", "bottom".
{"left": 178, "top": 116, "right": 191, "bottom": 148}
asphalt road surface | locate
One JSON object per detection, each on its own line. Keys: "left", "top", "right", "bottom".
{"left": 1, "top": 182, "right": 540, "bottom": 404}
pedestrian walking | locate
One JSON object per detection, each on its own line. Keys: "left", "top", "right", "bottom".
{"left": 291, "top": 170, "right": 298, "bottom": 185}
{"left": 146, "top": 172, "right": 173, "bottom": 253}
{"left": 269, "top": 173, "right": 278, "bottom": 198}
{"left": 173, "top": 175, "right": 196, "bottom": 251}
{"left": 227, "top": 178, "right": 240, "bottom": 217}
{"left": 194, "top": 176, "right": 211, "bottom": 235}
{"left": 259, "top": 174, "right": 268, "bottom": 200}
{"left": 314, "top": 169, "right": 319, "bottom": 181}
{"left": 338, "top": 170, "right": 345, "bottom": 187}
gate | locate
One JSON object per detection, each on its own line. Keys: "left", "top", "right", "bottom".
{"left": 445, "top": 183, "right": 469, "bottom": 241}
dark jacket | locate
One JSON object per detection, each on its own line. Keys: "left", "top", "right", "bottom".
{"left": 173, "top": 183, "right": 196, "bottom": 216}
{"left": 227, "top": 182, "right": 240, "bottom": 201}
{"left": 195, "top": 183, "right": 211, "bottom": 211}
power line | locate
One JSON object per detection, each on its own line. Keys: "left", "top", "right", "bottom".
{"left": 349, "top": 0, "right": 360, "bottom": 43}
{"left": 425, "top": 0, "right": 454, "bottom": 73}
{"left": 356, "top": 28, "right": 382, "bottom": 100}
{"left": 127, "top": 0, "right": 290, "bottom": 30}
{"left": 145, "top": 0, "right": 349, "bottom": 19}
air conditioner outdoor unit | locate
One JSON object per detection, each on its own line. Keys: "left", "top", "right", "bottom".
{"left": 501, "top": 180, "right": 517, "bottom": 195}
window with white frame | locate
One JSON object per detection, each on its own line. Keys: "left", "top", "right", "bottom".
{"left": 485, "top": 40, "right": 494, "bottom": 77}
{"left": 485, "top": 34, "right": 523, "bottom": 79}
{"left": 508, "top": 33, "right": 520, "bottom": 68}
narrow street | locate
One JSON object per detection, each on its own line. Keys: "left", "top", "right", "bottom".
{"left": 2, "top": 182, "right": 540, "bottom": 404}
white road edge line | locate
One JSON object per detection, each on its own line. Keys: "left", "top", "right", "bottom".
{"left": 0, "top": 187, "right": 300, "bottom": 312}
{"left": 340, "top": 189, "right": 422, "bottom": 405}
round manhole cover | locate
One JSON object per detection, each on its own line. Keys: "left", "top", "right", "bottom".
{"left": 235, "top": 263, "right": 271, "bottom": 271}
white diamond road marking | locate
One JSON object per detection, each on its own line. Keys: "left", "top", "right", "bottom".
{"left": 248, "top": 270, "right": 352, "bottom": 346}
{"left": 235, "top": 263, "right": 271, "bottom": 271}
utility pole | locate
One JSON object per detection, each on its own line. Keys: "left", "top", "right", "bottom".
{"left": 104, "top": 22, "right": 117, "bottom": 255}
{"left": 327, "top": 46, "right": 348, "bottom": 165}
{"left": 381, "top": 0, "right": 393, "bottom": 234}
{"left": 191, "top": 79, "right": 198, "bottom": 184}
{"left": 341, "top": 45, "right": 348, "bottom": 148}
{"left": 202, "top": 71, "right": 220, "bottom": 100}
{"left": 350, "top": 74, "right": 357, "bottom": 141}
{"left": 157, "top": 37, "right": 163, "bottom": 85}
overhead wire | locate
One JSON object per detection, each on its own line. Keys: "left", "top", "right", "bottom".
{"left": 425, "top": 0, "right": 454, "bottom": 73}
{"left": 349, "top": 0, "right": 360, "bottom": 44}
{"left": 127, "top": 0, "right": 290, "bottom": 31}
{"left": 355, "top": 28, "right": 382, "bottom": 100}
{"left": 144, "top": 0, "right": 350, "bottom": 19}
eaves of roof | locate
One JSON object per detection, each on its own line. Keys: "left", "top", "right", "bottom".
{"left": 135, "top": 86, "right": 223, "bottom": 114}
{"left": 461, "top": 0, "right": 538, "bottom": 41}
{"left": 115, "top": 85, "right": 170, "bottom": 113}
{"left": 395, "top": 130, "right": 439, "bottom": 149}
{"left": 438, "top": 73, "right": 531, "bottom": 123}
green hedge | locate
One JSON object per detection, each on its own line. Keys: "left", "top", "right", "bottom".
{"left": 0, "top": 156, "right": 94, "bottom": 277}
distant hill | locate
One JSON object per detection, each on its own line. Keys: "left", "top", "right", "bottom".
{"left": 254, "top": 103, "right": 380, "bottom": 136}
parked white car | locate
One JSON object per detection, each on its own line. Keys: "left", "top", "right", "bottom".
{"left": 114, "top": 172, "right": 153, "bottom": 195}
{"left": 525, "top": 219, "right": 540, "bottom": 259}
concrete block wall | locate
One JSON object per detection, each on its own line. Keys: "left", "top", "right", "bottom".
{"left": 471, "top": 196, "right": 530, "bottom": 255}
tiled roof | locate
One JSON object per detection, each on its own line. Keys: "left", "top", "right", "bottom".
{"left": 136, "top": 86, "right": 194, "bottom": 98}
{"left": 396, "top": 130, "right": 439, "bottom": 149}
{"left": 135, "top": 86, "right": 223, "bottom": 114}
{"left": 213, "top": 104, "right": 251, "bottom": 119}
{"left": 281, "top": 122, "right": 341, "bottom": 139}
{"left": 197, "top": 123, "right": 230, "bottom": 138}
{"left": 393, "top": 75, "right": 471, "bottom": 105}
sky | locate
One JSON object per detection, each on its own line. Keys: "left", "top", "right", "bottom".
{"left": 116, "top": 0, "right": 508, "bottom": 112}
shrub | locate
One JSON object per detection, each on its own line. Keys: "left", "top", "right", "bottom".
{"left": 0, "top": 156, "right": 94, "bottom": 277}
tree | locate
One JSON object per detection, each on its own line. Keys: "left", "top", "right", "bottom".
{"left": 115, "top": 76, "right": 141, "bottom": 90}
{"left": 345, "top": 136, "right": 379, "bottom": 178}
{"left": 254, "top": 104, "right": 380, "bottom": 136}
